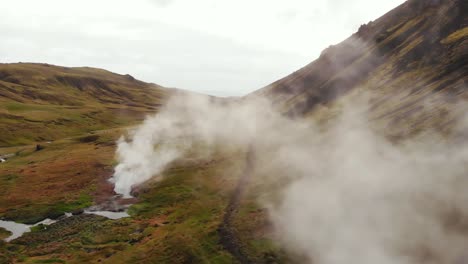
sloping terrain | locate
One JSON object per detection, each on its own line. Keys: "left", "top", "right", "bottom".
{"left": 0, "top": 65, "right": 277, "bottom": 263}
{"left": 0, "top": 0, "right": 467, "bottom": 263}
{"left": 255, "top": 0, "right": 467, "bottom": 137}
{"left": 0, "top": 63, "right": 170, "bottom": 146}
{"left": 0, "top": 63, "right": 176, "bottom": 221}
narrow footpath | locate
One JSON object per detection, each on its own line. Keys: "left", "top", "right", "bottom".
{"left": 218, "top": 145, "right": 255, "bottom": 264}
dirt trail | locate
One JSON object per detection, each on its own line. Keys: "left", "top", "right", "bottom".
{"left": 218, "top": 145, "right": 255, "bottom": 264}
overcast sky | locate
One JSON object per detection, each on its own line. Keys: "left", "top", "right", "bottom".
{"left": 1, "top": 0, "right": 405, "bottom": 96}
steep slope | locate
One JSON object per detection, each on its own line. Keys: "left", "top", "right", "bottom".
{"left": 255, "top": 0, "right": 467, "bottom": 137}
{"left": 0, "top": 0, "right": 467, "bottom": 263}
{"left": 0, "top": 63, "right": 171, "bottom": 146}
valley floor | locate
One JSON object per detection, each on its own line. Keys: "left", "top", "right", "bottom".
{"left": 0, "top": 128, "right": 285, "bottom": 263}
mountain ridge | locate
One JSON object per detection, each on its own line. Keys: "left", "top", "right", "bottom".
{"left": 253, "top": 0, "right": 467, "bottom": 139}
{"left": 0, "top": 0, "right": 467, "bottom": 262}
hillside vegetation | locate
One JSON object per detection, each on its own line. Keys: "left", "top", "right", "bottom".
{"left": 0, "top": 0, "right": 467, "bottom": 263}
{"left": 255, "top": 0, "right": 467, "bottom": 138}
{"left": 0, "top": 63, "right": 170, "bottom": 146}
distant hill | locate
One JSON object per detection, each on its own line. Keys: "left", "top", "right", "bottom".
{"left": 254, "top": 0, "right": 467, "bottom": 138}
{"left": 0, "top": 63, "right": 171, "bottom": 146}
{"left": 0, "top": 0, "right": 467, "bottom": 263}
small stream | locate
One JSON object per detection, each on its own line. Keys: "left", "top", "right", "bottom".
{"left": 0, "top": 210, "right": 129, "bottom": 242}
{"left": 0, "top": 217, "right": 58, "bottom": 242}
{"left": 0, "top": 220, "right": 31, "bottom": 242}
{"left": 84, "top": 210, "right": 130, "bottom": 220}
{"left": 0, "top": 153, "right": 15, "bottom": 163}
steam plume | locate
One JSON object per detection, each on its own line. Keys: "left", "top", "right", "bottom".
{"left": 111, "top": 56, "right": 468, "bottom": 263}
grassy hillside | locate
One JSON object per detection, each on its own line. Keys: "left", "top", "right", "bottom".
{"left": 0, "top": 137, "right": 282, "bottom": 263}
{"left": 0, "top": 0, "right": 467, "bottom": 263}
{"left": 0, "top": 63, "right": 173, "bottom": 224}
{"left": 0, "top": 63, "right": 170, "bottom": 146}
{"left": 254, "top": 0, "right": 467, "bottom": 138}
{"left": 0, "top": 64, "right": 280, "bottom": 262}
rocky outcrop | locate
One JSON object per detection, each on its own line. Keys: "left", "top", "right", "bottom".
{"left": 253, "top": 0, "right": 467, "bottom": 137}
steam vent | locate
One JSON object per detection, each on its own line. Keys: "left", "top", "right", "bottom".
{"left": 0, "top": 0, "right": 467, "bottom": 263}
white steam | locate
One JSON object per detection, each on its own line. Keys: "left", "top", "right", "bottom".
{"left": 112, "top": 93, "right": 272, "bottom": 197}
{"left": 266, "top": 107, "right": 468, "bottom": 264}
{"left": 112, "top": 90, "right": 468, "bottom": 263}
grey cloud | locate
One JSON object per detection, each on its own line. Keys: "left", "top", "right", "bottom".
{"left": 148, "top": 0, "right": 174, "bottom": 7}
{"left": 277, "top": 9, "right": 299, "bottom": 23}
{"left": 0, "top": 17, "right": 305, "bottom": 96}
